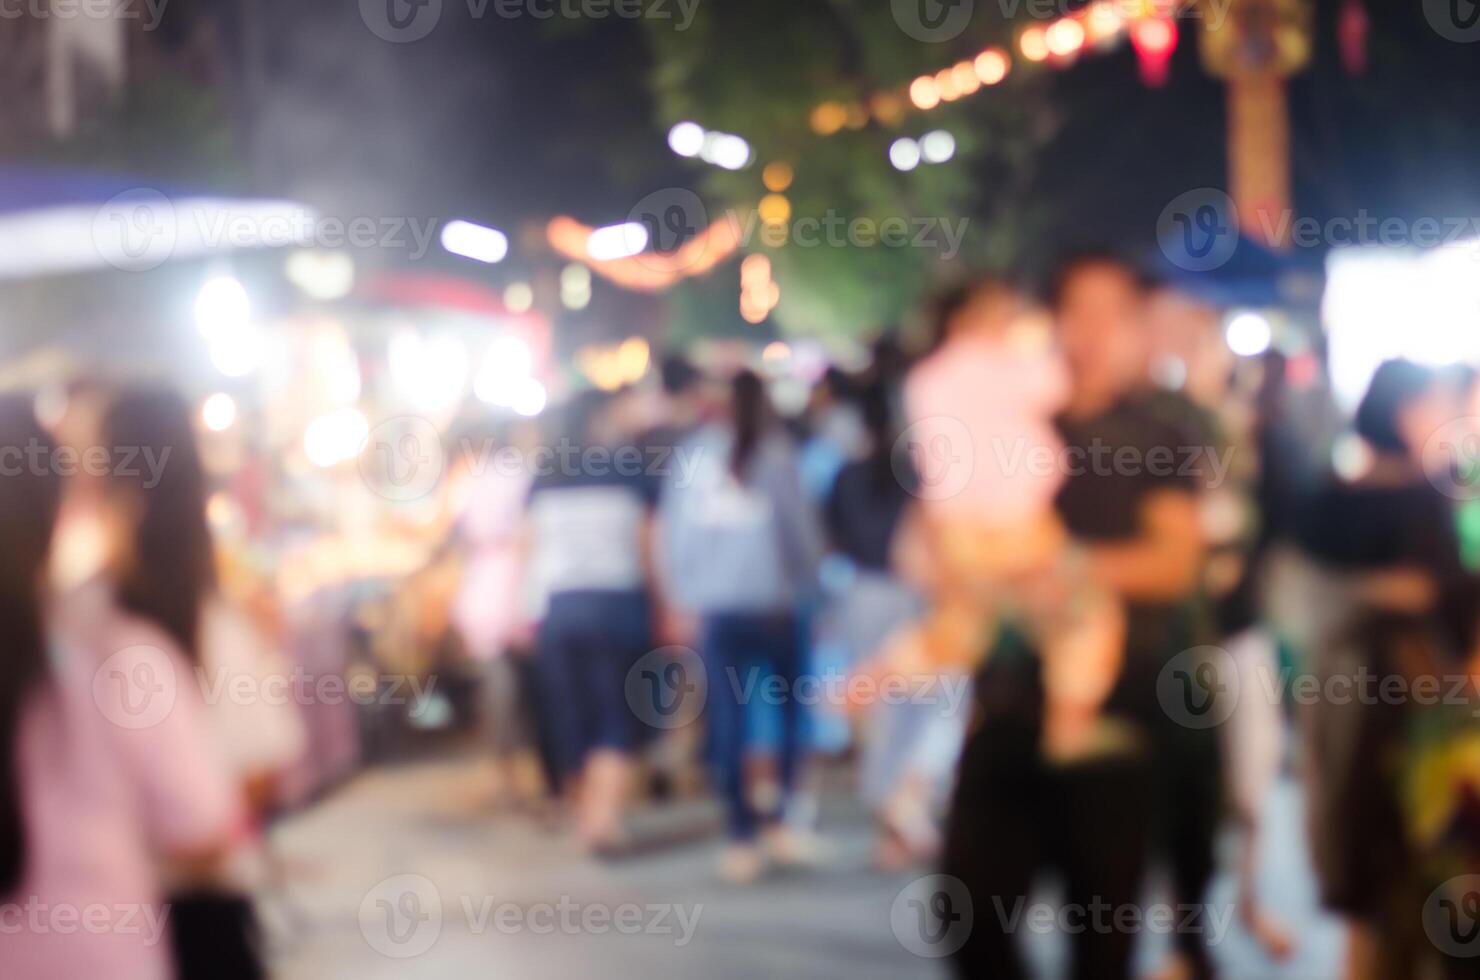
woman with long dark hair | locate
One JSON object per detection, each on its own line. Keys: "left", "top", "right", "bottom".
{"left": 661, "top": 369, "right": 825, "bottom": 881}
{"left": 85, "top": 387, "right": 302, "bottom": 979}
{"left": 1, "top": 394, "right": 239, "bottom": 979}
{"left": 96, "top": 389, "right": 304, "bottom": 806}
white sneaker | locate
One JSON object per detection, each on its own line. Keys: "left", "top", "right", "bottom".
{"left": 763, "top": 826, "right": 833, "bottom": 868}
{"left": 717, "top": 844, "right": 766, "bottom": 884}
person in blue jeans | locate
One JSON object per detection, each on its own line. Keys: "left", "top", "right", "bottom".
{"left": 526, "top": 390, "right": 661, "bottom": 854}
{"left": 661, "top": 369, "right": 825, "bottom": 882}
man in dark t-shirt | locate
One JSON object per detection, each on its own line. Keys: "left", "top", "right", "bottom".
{"left": 944, "top": 256, "right": 1211, "bottom": 980}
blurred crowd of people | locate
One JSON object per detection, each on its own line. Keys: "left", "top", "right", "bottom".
{"left": 5, "top": 250, "right": 1480, "bottom": 980}
{"left": 446, "top": 250, "right": 1480, "bottom": 979}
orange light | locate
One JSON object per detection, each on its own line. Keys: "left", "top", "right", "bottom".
{"left": 741, "top": 253, "right": 771, "bottom": 285}
{"left": 762, "top": 162, "right": 794, "bottom": 193}
{"left": 871, "top": 92, "right": 906, "bottom": 125}
{"left": 1045, "top": 18, "right": 1086, "bottom": 57}
{"left": 1020, "top": 25, "right": 1049, "bottom": 62}
{"left": 809, "top": 102, "right": 847, "bottom": 135}
{"left": 950, "top": 61, "right": 980, "bottom": 95}
{"left": 844, "top": 103, "right": 869, "bottom": 129}
{"left": 758, "top": 194, "right": 791, "bottom": 225}
{"left": 935, "top": 68, "right": 961, "bottom": 101}
{"left": 909, "top": 75, "right": 941, "bottom": 110}
{"left": 974, "top": 48, "right": 1010, "bottom": 85}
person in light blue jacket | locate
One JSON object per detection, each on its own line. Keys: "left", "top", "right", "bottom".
{"left": 660, "top": 369, "right": 825, "bottom": 881}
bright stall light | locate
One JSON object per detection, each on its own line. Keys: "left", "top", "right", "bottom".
{"left": 284, "top": 250, "right": 355, "bottom": 300}
{"left": 706, "top": 133, "right": 752, "bottom": 171}
{"left": 510, "top": 377, "right": 547, "bottom": 417}
{"left": 440, "top": 219, "right": 508, "bottom": 264}
{"left": 503, "top": 282, "right": 534, "bottom": 314}
{"left": 194, "top": 276, "right": 250, "bottom": 337}
{"left": 1324, "top": 246, "right": 1480, "bottom": 410}
{"left": 201, "top": 392, "right": 237, "bottom": 432}
{"left": 889, "top": 138, "right": 922, "bottom": 172}
{"left": 587, "top": 222, "right": 650, "bottom": 261}
{"left": 209, "top": 327, "right": 264, "bottom": 377}
{"left": 1225, "top": 311, "right": 1273, "bottom": 358}
{"left": 667, "top": 121, "right": 705, "bottom": 158}
{"left": 389, "top": 330, "right": 469, "bottom": 411}
{"left": 474, "top": 336, "right": 534, "bottom": 405}
{"left": 304, "top": 407, "right": 369, "bottom": 468}
{"left": 305, "top": 320, "right": 362, "bottom": 405}
{"left": 920, "top": 130, "right": 956, "bottom": 164}
{"left": 561, "top": 263, "right": 592, "bottom": 310}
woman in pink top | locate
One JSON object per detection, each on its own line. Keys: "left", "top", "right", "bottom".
{"left": 0, "top": 397, "right": 240, "bottom": 980}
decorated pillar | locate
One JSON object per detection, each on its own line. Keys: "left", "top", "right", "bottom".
{"left": 1197, "top": 0, "right": 1311, "bottom": 250}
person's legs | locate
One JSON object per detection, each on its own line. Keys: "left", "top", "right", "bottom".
{"left": 701, "top": 614, "right": 756, "bottom": 841}
{"left": 1052, "top": 758, "right": 1155, "bottom": 980}
{"left": 510, "top": 647, "right": 561, "bottom": 799}
{"left": 573, "top": 593, "right": 648, "bottom": 850}
{"left": 1164, "top": 724, "right": 1222, "bottom": 979}
{"left": 534, "top": 602, "right": 583, "bottom": 791}
{"left": 764, "top": 614, "right": 804, "bottom": 811}
{"left": 943, "top": 653, "right": 1045, "bottom": 979}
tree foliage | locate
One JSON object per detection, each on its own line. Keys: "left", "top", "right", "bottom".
{"left": 643, "top": 0, "right": 1055, "bottom": 340}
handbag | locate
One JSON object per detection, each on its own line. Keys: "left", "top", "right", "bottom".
{"left": 168, "top": 887, "right": 266, "bottom": 980}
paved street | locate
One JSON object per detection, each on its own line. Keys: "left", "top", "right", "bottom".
{"left": 265, "top": 756, "right": 1343, "bottom": 979}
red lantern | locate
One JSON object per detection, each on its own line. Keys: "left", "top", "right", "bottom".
{"left": 1131, "top": 17, "right": 1178, "bottom": 87}
{"left": 1339, "top": 0, "right": 1367, "bottom": 75}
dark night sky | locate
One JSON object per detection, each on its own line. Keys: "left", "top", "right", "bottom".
{"left": 190, "top": 0, "right": 1480, "bottom": 276}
